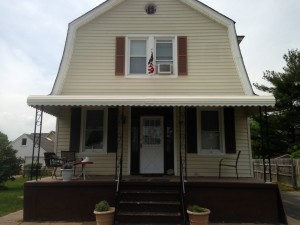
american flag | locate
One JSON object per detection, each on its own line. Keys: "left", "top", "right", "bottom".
{"left": 148, "top": 50, "right": 154, "bottom": 75}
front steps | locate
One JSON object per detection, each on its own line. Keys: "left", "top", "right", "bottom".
{"left": 116, "top": 181, "right": 183, "bottom": 225}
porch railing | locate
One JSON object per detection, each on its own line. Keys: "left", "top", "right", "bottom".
{"left": 179, "top": 137, "right": 187, "bottom": 225}
{"left": 114, "top": 157, "right": 122, "bottom": 224}
{"left": 114, "top": 107, "right": 125, "bottom": 225}
{"left": 179, "top": 107, "right": 187, "bottom": 225}
{"left": 179, "top": 157, "right": 187, "bottom": 225}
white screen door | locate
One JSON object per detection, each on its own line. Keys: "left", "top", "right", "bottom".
{"left": 140, "top": 116, "right": 164, "bottom": 174}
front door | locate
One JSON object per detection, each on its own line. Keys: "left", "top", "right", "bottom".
{"left": 140, "top": 116, "right": 164, "bottom": 174}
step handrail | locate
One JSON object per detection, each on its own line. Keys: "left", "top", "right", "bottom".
{"left": 180, "top": 150, "right": 187, "bottom": 225}
{"left": 114, "top": 107, "right": 125, "bottom": 225}
{"left": 114, "top": 156, "right": 123, "bottom": 224}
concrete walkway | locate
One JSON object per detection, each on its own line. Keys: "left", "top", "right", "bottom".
{"left": 280, "top": 191, "right": 300, "bottom": 225}
{"left": 0, "top": 210, "right": 287, "bottom": 225}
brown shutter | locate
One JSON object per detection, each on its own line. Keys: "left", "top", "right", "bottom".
{"left": 107, "top": 108, "right": 118, "bottom": 153}
{"left": 70, "top": 107, "right": 81, "bottom": 152}
{"left": 115, "top": 37, "right": 125, "bottom": 76}
{"left": 224, "top": 107, "right": 236, "bottom": 154}
{"left": 177, "top": 36, "right": 187, "bottom": 76}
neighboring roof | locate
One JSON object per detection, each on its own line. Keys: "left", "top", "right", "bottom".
{"left": 11, "top": 132, "right": 55, "bottom": 152}
{"left": 28, "top": 95, "right": 275, "bottom": 116}
{"left": 49, "top": 0, "right": 254, "bottom": 96}
{"left": 27, "top": 132, "right": 55, "bottom": 153}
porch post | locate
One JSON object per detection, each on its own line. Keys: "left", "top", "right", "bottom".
{"left": 120, "top": 106, "right": 124, "bottom": 181}
{"left": 259, "top": 106, "right": 272, "bottom": 183}
{"left": 184, "top": 107, "right": 187, "bottom": 180}
{"left": 264, "top": 106, "right": 272, "bottom": 182}
{"left": 179, "top": 106, "right": 187, "bottom": 179}
{"left": 179, "top": 107, "right": 182, "bottom": 174}
{"left": 115, "top": 106, "right": 124, "bottom": 180}
{"left": 30, "top": 106, "right": 44, "bottom": 181}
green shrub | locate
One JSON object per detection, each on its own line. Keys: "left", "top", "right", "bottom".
{"left": 188, "top": 205, "right": 207, "bottom": 213}
{"left": 0, "top": 132, "right": 23, "bottom": 185}
{"left": 95, "top": 200, "right": 110, "bottom": 212}
{"left": 291, "top": 150, "right": 300, "bottom": 158}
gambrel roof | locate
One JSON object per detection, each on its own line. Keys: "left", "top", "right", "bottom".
{"left": 28, "top": 0, "right": 275, "bottom": 114}
{"left": 51, "top": 0, "right": 251, "bottom": 95}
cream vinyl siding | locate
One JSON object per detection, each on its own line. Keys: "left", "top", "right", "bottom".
{"left": 176, "top": 108, "right": 252, "bottom": 177}
{"left": 61, "top": 0, "right": 244, "bottom": 95}
{"left": 56, "top": 107, "right": 71, "bottom": 152}
{"left": 56, "top": 107, "right": 129, "bottom": 176}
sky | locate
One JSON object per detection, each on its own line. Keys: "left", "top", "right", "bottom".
{"left": 0, "top": 0, "right": 300, "bottom": 141}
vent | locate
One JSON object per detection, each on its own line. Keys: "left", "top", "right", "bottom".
{"left": 158, "top": 64, "right": 172, "bottom": 75}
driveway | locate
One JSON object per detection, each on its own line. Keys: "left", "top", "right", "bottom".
{"left": 281, "top": 191, "right": 300, "bottom": 225}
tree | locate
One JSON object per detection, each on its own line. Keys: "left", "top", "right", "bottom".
{"left": 253, "top": 49, "right": 300, "bottom": 156}
{"left": 0, "top": 132, "right": 23, "bottom": 185}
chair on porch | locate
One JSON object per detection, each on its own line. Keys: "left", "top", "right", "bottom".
{"left": 219, "top": 150, "right": 241, "bottom": 179}
{"left": 44, "top": 152, "right": 62, "bottom": 179}
{"left": 61, "top": 151, "right": 77, "bottom": 175}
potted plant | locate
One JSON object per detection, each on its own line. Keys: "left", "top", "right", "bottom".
{"left": 94, "top": 200, "right": 115, "bottom": 225}
{"left": 187, "top": 204, "right": 211, "bottom": 225}
{"left": 60, "top": 161, "right": 73, "bottom": 181}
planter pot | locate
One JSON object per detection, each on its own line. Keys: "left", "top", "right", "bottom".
{"left": 61, "top": 169, "right": 73, "bottom": 181}
{"left": 187, "top": 209, "right": 210, "bottom": 225}
{"left": 94, "top": 207, "right": 115, "bottom": 225}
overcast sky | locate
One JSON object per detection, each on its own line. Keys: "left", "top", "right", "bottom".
{"left": 0, "top": 0, "right": 299, "bottom": 141}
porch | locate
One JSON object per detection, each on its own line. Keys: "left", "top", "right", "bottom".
{"left": 23, "top": 176, "right": 287, "bottom": 224}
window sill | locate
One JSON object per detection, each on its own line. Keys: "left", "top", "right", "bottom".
{"left": 125, "top": 74, "right": 178, "bottom": 78}
{"left": 78, "top": 151, "right": 107, "bottom": 156}
{"left": 197, "top": 152, "right": 225, "bottom": 156}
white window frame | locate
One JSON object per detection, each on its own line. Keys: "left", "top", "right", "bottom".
{"left": 81, "top": 107, "right": 108, "bottom": 154}
{"left": 197, "top": 108, "right": 225, "bottom": 155}
{"left": 125, "top": 35, "right": 177, "bottom": 78}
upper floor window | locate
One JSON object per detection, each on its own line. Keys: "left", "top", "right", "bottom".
{"left": 130, "top": 39, "right": 147, "bottom": 74}
{"left": 22, "top": 138, "right": 27, "bottom": 146}
{"left": 156, "top": 39, "right": 173, "bottom": 66}
{"left": 127, "top": 36, "right": 176, "bottom": 77}
{"left": 116, "top": 36, "right": 187, "bottom": 76}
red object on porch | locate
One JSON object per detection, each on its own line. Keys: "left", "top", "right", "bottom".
{"left": 76, "top": 161, "right": 94, "bottom": 180}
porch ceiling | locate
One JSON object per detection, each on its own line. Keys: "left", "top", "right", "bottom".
{"left": 27, "top": 94, "right": 275, "bottom": 116}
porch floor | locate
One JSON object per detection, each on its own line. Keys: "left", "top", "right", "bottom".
{"left": 36, "top": 174, "right": 265, "bottom": 184}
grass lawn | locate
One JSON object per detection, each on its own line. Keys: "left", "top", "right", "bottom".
{"left": 0, "top": 177, "right": 26, "bottom": 217}
{"left": 278, "top": 180, "right": 300, "bottom": 192}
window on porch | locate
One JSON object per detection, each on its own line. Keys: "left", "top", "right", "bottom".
{"left": 70, "top": 107, "right": 118, "bottom": 154}
{"left": 197, "top": 109, "right": 224, "bottom": 154}
{"left": 82, "top": 108, "right": 107, "bottom": 153}
{"left": 186, "top": 107, "right": 236, "bottom": 155}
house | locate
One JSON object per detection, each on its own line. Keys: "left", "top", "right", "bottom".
{"left": 11, "top": 131, "right": 56, "bottom": 166}
{"left": 27, "top": 0, "right": 274, "bottom": 178}
{"left": 25, "top": 0, "right": 285, "bottom": 224}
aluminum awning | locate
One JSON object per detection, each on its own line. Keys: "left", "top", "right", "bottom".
{"left": 27, "top": 95, "right": 275, "bottom": 116}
